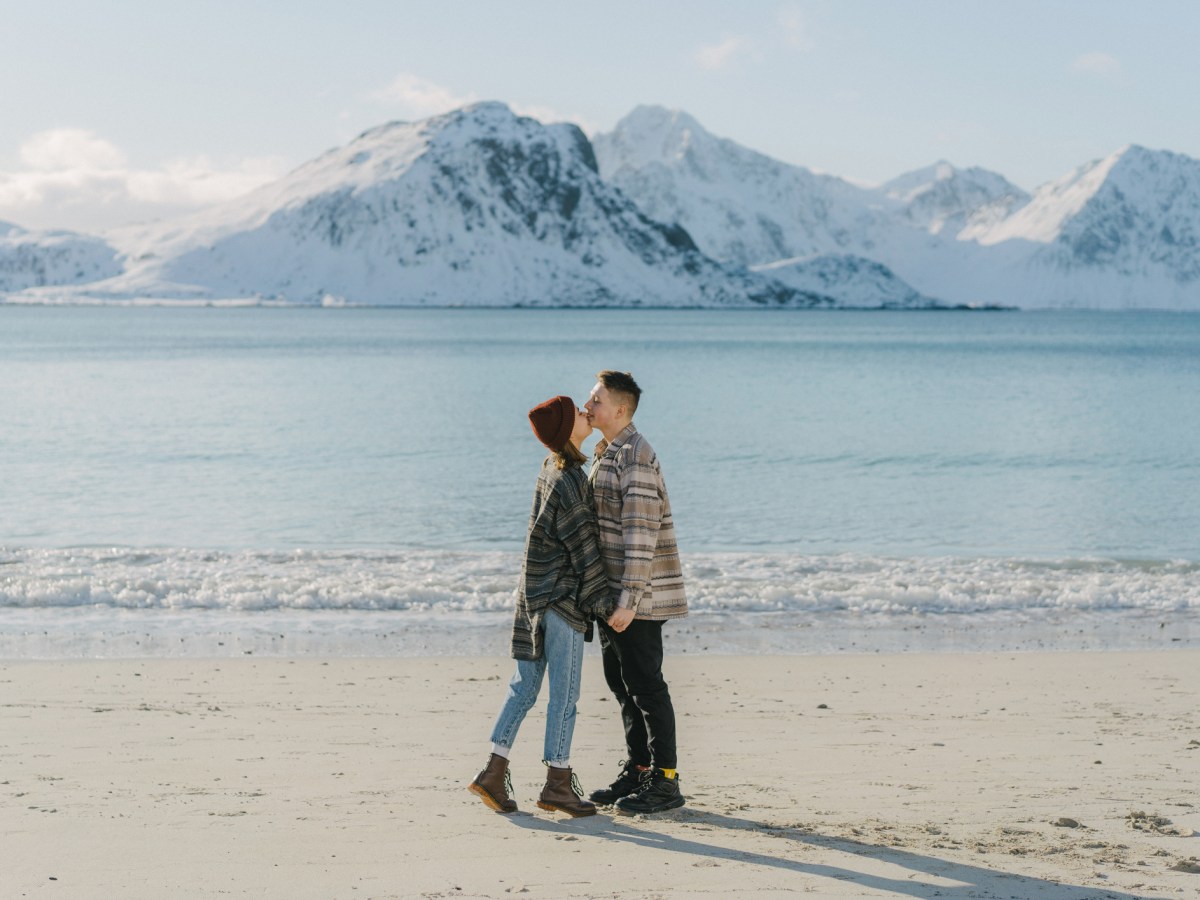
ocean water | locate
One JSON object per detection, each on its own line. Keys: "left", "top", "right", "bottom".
{"left": 2, "top": 306, "right": 1198, "bottom": 657}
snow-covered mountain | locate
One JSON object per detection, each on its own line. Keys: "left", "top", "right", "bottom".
{"left": 593, "top": 105, "right": 883, "bottom": 266}
{"left": 594, "top": 107, "right": 1031, "bottom": 259}
{"left": 3, "top": 103, "right": 1196, "bottom": 309}
{"left": 881, "top": 161, "right": 1030, "bottom": 236}
{"left": 0, "top": 222, "right": 121, "bottom": 294}
{"left": 753, "top": 254, "right": 947, "bottom": 309}
{"left": 595, "top": 108, "right": 1200, "bottom": 309}
{"left": 18, "top": 103, "right": 827, "bottom": 308}
{"left": 964, "top": 145, "right": 1200, "bottom": 284}
{"left": 906, "top": 145, "right": 1199, "bottom": 308}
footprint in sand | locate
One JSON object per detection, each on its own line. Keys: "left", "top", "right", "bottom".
{"left": 1127, "top": 811, "right": 1193, "bottom": 837}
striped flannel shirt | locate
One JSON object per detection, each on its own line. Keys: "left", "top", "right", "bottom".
{"left": 510, "top": 458, "right": 612, "bottom": 661}
{"left": 590, "top": 423, "right": 688, "bottom": 621}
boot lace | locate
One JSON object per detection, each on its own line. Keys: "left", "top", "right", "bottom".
{"left": 628, "top": 766, "right": 657, "bottom": 797}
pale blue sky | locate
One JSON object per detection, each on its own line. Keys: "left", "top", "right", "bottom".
{"left": 2, "top": 0, "right": 1197, "bottom": 231}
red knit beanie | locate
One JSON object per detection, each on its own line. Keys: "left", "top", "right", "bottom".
{"left": 529, "top": 395, "right": 575, "bottom": 452}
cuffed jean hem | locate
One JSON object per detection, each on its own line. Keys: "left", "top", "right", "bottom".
{"left": 488, "top": 607, "right": 584, "bottom": 763}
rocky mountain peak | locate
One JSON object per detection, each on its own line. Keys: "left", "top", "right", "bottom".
{"left": 594, "top": 107, "right": 878, "bottom": 266}
{"left": 881, "top": 161, "right": 1030, "bottom": 236}
{"left": 1052, "top": 145, "right": 1200, "bottom": 275}
{"left": 5, "top": 103, "right": 1196, "bottom": 310}
{"left": 25, "top": 101, "right": 819, "bottom": 308}
{"left": 0, "top": 223, "right": 121, "bottom": 293}
{"left": 596, "top": 105, "right": 709, "bottom": 171}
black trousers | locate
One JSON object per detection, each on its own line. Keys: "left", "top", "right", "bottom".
{"left": 597, "top": 619, "right": 677, "bottom": 770}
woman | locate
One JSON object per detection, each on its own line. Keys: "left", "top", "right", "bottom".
{"left": 468, "top": 395, "right": 614, "bottom": 817}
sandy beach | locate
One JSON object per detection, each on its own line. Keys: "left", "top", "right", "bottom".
{"left": 3, "top": 650, "right": 1198, "bottom": 899}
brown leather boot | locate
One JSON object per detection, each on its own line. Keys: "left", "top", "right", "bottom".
{"left": 468, "top": 753, "right": 518, "bottom": 813}
{"left": 536, "top": 766, "right": 596, "bottom": 817}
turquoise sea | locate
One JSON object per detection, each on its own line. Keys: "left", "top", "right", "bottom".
{"left": 2, "top": 307, "right": 1198, "bottom": 656}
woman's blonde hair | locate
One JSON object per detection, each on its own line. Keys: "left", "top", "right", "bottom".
{"left": 553, "top": 442, "right": 587, "bottom": 470}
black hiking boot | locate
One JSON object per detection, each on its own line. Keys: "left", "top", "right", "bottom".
{"left": 588, "top": 760, "right": 644, "bottom": 806}
{"left": 614, "top": 768, "right": 685, "bottom": 815}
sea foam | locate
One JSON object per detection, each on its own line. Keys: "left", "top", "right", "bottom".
{"left": 2, "top": 547, "right": 1196, "bottom": 614}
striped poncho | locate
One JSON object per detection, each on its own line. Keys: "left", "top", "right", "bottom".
{"left": 510, "top": 458, "right": 613, "bottom": 661}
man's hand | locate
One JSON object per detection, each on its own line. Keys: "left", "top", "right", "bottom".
{"left": 607, "top": 607, "right": 636, "bottom": 633}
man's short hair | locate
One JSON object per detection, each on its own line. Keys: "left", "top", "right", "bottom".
{"left": 597, "top": 370, "right": 641, "bottom": 416}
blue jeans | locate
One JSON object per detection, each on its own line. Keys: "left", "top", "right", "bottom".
{"left": 489, "top": 607, "right": 584, "bottom": 766}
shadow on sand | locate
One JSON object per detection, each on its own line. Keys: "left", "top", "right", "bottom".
{"left": 507, "top": 806, "right": 1149, "bottom": 899}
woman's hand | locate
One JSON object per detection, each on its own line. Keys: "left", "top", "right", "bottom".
{"left": 607, "top": 607, "right": 635, "bottom": 633}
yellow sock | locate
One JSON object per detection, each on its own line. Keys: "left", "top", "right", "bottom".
{"left": 661, "top": 768, "right": 677, "bottom": 779}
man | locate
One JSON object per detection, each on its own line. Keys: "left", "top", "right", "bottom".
{"left": 584, "top": 370, "right": 688, "bottom": 814}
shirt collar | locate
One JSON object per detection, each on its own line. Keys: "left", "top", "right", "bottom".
{"left": 594, "top": 422, "right": 638, "bottom": 460}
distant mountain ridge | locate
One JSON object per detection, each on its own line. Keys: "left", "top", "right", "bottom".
{"left": 596, "top": 107, "right": 1200, "bottom": 309}
{"left": 8, "top": 104, "right": 829, "bottom": 308}
{"left": 880, "top": 161, "right": 1030, "bottom": 236}
{"left": 753, "top": 254, "right": 944, "bottom": 310}
{"left": 593, "top": 105, "right": 880, "bottom": 265}
{"left": 966, "top": 145, "right": 1200, "bottom": 276}
{"left": 2, "top": 102, "right": 1197, "bottom": 309}
{"left": 0, "top": 221, "right": 121, "bottom": 294}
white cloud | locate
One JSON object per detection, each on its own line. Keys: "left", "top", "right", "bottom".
{"left": 778, "top": 6, "right": 814, "bottom": 51}
{"left": 369, "top": 73, "right": 480, "bottom": 118}
{"left": 1072, "top": 52, "right": 1121, "bottom": 77}
{"left": 0, "top": 129, "right": 286, "bottom": 233}
{"left": 20, "top": 128, "right": 127, "bottom": 171}
{"left": 126, "top": 155, "right": 287, "bottom": 206}
{"left": 695, "top": 36, "right": 752, "bottom": 70}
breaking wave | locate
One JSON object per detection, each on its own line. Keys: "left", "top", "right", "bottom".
{"left": 3, "top": 547, "right": 1197, "bottom": 615}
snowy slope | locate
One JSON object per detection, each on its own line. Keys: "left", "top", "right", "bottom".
{"left": 4, "top": 104, "right": 1197, "bottom": 310}
{"left": 967, "top": 145, "right": 1200, "bottom": 276}
{"left": 753, "top": 254, "right": 948, "bottom": 309}
{"left": 928, "top": 145, "right": 1200, "bottom": 307}
{"left": 591, "top": 106, "right": 1013, "bottom": 305}
{"left": 0, "top": 222, "right": 121, "bottom": 294}
{"left": 28, "top": 103, "right": 819, "bottom": 308}
{"left": 881, "top": 161, "right": 1030, "bottom": 236}
{"left": 591, "top": 106, "right": 1014, "bottom": 303}
{"left": 596, "top": 108, "right": 1200, "bottom": 309}
{"left": 593, "top": 105, "right": 884, "bottom": 266}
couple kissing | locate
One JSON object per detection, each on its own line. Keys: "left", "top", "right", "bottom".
{"left": 469, "top": 370, "right": 688, "bottom": 817}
